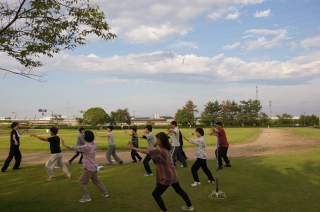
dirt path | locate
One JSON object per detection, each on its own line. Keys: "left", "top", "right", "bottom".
{"left": 1, "top": 128, "right": 319, "bottom": 165}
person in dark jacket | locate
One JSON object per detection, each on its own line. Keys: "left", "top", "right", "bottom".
{"left": 1, "top": 122, "right": 28, "bottom": 172}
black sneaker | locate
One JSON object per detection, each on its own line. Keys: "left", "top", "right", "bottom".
{"left": 132, "top": 161, "right": 137, "bottom": 163}
{"left": 78, "top": 162, "right": 83, "bottom": 164}
{"left": 13, "top": 167, "right": 21, "bottom": 170}
{"left": 218, "top": 166, "right": 223, "bottom": 170}
{"left": 224, "top": 164, "right": 232, "bottom": 167}
{"left": 68, "top": 160, "right": 72, "bottom": 165}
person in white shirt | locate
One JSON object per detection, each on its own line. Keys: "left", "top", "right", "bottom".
{"left": 167, "top": 121, "right": 188, "bottom": 168}
{"left": 183, "top": 128, "right": 215, "bottom": 186}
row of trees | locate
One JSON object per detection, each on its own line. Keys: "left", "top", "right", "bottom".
{"left": 274, "top": 113, "right": 319, "bottom": 126}
{"left": 74, "top": 101, "right": 319, "bottom": 128}
{"left": 175, "top": 100, "right": 319, "bottom": 127}
{"left": 76, "top": 107, "right": 131, "bottom": 129}
{"left": 175, "top": 99, "right": 264, "bottom": 126}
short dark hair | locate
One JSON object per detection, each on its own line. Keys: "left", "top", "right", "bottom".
{"left": 156, "top": 132, "right": 172, "bottom": 151}
{"left": 50, "top": 127, "right": 58, "bottom": 135}
{"left": 145, "top": 125, "right": 152, "bottom": 132}
{"left": 84, "top": 130, "right": 94, "bottom": 142}
{"left": 171, "top": 121, "right": 177, "bottom": 126}
{"left": 11, "top": 122, "right": 19, "bottom": 128}
{"left": 195, "top": 128, "right": 204, "bottom": 136}
{"left": 79, "top": 127, "right": 85, "bottom": 133}
{"left": 216, "top": 122, "right": 222, "bottom": 127}
{"left": 132, "top": 128, "right": 137, "bottom": 132}
{"left": 107, "top": 126, "right": 113, "bottom": 131}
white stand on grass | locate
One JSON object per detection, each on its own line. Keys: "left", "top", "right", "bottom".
{"left": 209, "top": 137, "right": 226, "bottom": 199}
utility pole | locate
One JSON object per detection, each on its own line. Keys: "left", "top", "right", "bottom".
{"left": 304, "top": 112, "right": 306, "bottom": 127}
{"left": 256, "top": 86, "right": 258, "bottom": 100}
{"left": 67, "top": 101, "right": 71, "bottom": 119}
{"left": 269, "top": 101, "right": 272, "bottom": 118}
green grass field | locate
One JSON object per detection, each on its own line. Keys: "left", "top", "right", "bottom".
{"left": 0, "top": 128, "right": 260, "bottom": 151}
{"left": 289, "top": 127, "right": 320, "bottom": 139}
{"left": 1, "top": 148, "right": 319, "bottom": 212}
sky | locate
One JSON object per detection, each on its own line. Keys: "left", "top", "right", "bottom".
{"left": 1, "top": 0, "right": 320, "bottom": 120}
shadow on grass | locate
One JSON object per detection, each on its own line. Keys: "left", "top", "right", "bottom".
{"left": 1, "top": 149, "right": 320, "bottom": 212}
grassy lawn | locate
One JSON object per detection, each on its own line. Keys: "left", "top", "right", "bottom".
{"left": 0, "top": 128, "right": 260, "bottom": 151}
{"left": 288, "top": 127, "right": 320, "bottom": 140}
{"left": 1, "top": 148, "right": 320, "bottom": 212}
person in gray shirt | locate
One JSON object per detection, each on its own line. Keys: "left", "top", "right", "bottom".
{"left": 69, "top": 128, "right": 85, "bottom": 164}
{"left": 96, "top": 126, "right": 123, "bottom": 165}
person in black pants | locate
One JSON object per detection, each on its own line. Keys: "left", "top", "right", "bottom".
{"left": 69, "top": 128, "right": 85, "bottom": 164}
{"left": 179, "top": 130, "right": 188, "bottom": 160}
{"left": 183, "top": 128, "right": 215, "bottom": 186}
{"left": 1, "top": 122, "right": 28, "bottom": 172}
{"left": 128, "top": 132, "right": 194, "bottom": 211}
{"left": 125, "top": 128, "right": 142, "bottom": 163}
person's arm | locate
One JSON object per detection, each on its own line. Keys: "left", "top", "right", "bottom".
{"left": 12, "top": 134, "right": 18, "bottom": 145}
{"left": 127, "top": 141, "right": 150, "bottom": 154}
{"left": 183, "top": 135, "right": 204, "bottom": 145}
{"left": 18, "top": 129, "right": 28, "bottom": 135}
{"left": 95, "top": 132, "right": 109, "bottom": 138}
{"left": 61, "top": 138, "right": 87, "bottom": 152}
{"left": 166, "top": 128, "right": 177, "bottom": 135}
{"left": 30, "top": 134, "right": 48, "bottom": 142}
{"left": 124, "top": 131, "right": 133, "bottom": 136}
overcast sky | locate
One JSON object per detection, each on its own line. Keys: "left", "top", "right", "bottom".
{"left": 1, "top": 0, "right": 320, "bottom": 120}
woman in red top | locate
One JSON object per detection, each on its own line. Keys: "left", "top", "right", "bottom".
{"left": 128, "top": 132, "right": 194, "bottom": 212}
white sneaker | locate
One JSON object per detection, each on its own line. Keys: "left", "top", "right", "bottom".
{"left": 46, "top": 177, "right": 56, "bottom": 182}
{"left": 208, "top": 180, "right": 215, "bottom": 184}
{"left": 182, "top": 205, "right": 194, "bottom": 211}
{"left": 180, "top": 165, "right": 188, "bottom": 168}
{"left": 191, "top": 182, "right": 201, "bottom": 186}
{"left": 144, "top": 173, "right": 153, "bottom": 176}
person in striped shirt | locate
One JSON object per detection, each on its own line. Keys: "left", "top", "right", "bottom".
{"left": 128, "top": 132, "right": 194, "bottom": 211}
{"left": 61, "top": 130, "right": 109, "bottom": 202}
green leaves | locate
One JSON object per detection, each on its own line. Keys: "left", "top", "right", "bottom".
{"left": 83, "top": 107, "right": 110, "bottom": 129}
{"left": 0, "top": 0, "right": 117, "bottom": 79}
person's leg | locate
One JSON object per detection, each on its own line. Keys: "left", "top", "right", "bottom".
{"left": 106, "top": 146, "right": 113, "bottom": 164}
{"left": 191, "top": 158, "right": 202, "bottom": 182}
{"left": 1, "top": 148, "right": 15, "bottom": 171}
{"left": 79, "top": 152, "right": 83, "bottom": 163}
{"left": 131, "top": 150, "right": 137, "bottom": 162}
{"left": 91, "top": 171, "right": 107, "bottom": 194}
{"left": 13, "top": 147, "right": 22, "bottom": 169}
{"left": 56, "top": 153, "right": 71, "bottom": 177}
{"left": 171, "top": 182, "right": 193, "bottom": 207}
{"left": 180, "top": 145, "right": 187, "bottom": 160}
{"left": 70, "top": 151, "right": 80, "bottom": 163}
{"left": 221, "top": 147, "right": 230, "bottom": 165}
{"left": 143, "top": 154, "right": 152, "bottom": 174}
{"left": 132, "top": 150, "right": 142, "bottom": 161}
{"left": 171, "top": 146, "right": 178, "bottom": 167}
{"left": 78, "top": 169, "right": 94, "bottom": 199}
{"left": 176, "top": 147, "right": 188, "bottom": 167}
{"left": 152, "top": 183, "right": 170, "bottom": 212}
{"left": 135, "top": 151, "right": 143, "bottom": 160}
{"left": 45, "top": 154, "right": 59, "bottom": 178}
{"left": 111, "top": 145, "right": 123, "bottom": 164}
{"left": 200, "top": 159, "right": 215, "bottom": 182}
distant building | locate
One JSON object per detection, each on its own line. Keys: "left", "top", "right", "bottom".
{"left": 160, "top": 116, "right": 174, "bottom": 119}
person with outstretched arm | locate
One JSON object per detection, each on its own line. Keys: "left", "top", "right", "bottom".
{"left": 134, "top": 125, "right": 156, "bottom": 176}
{"left": 128, "top": 132, "right": 194, "bottom": 211}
